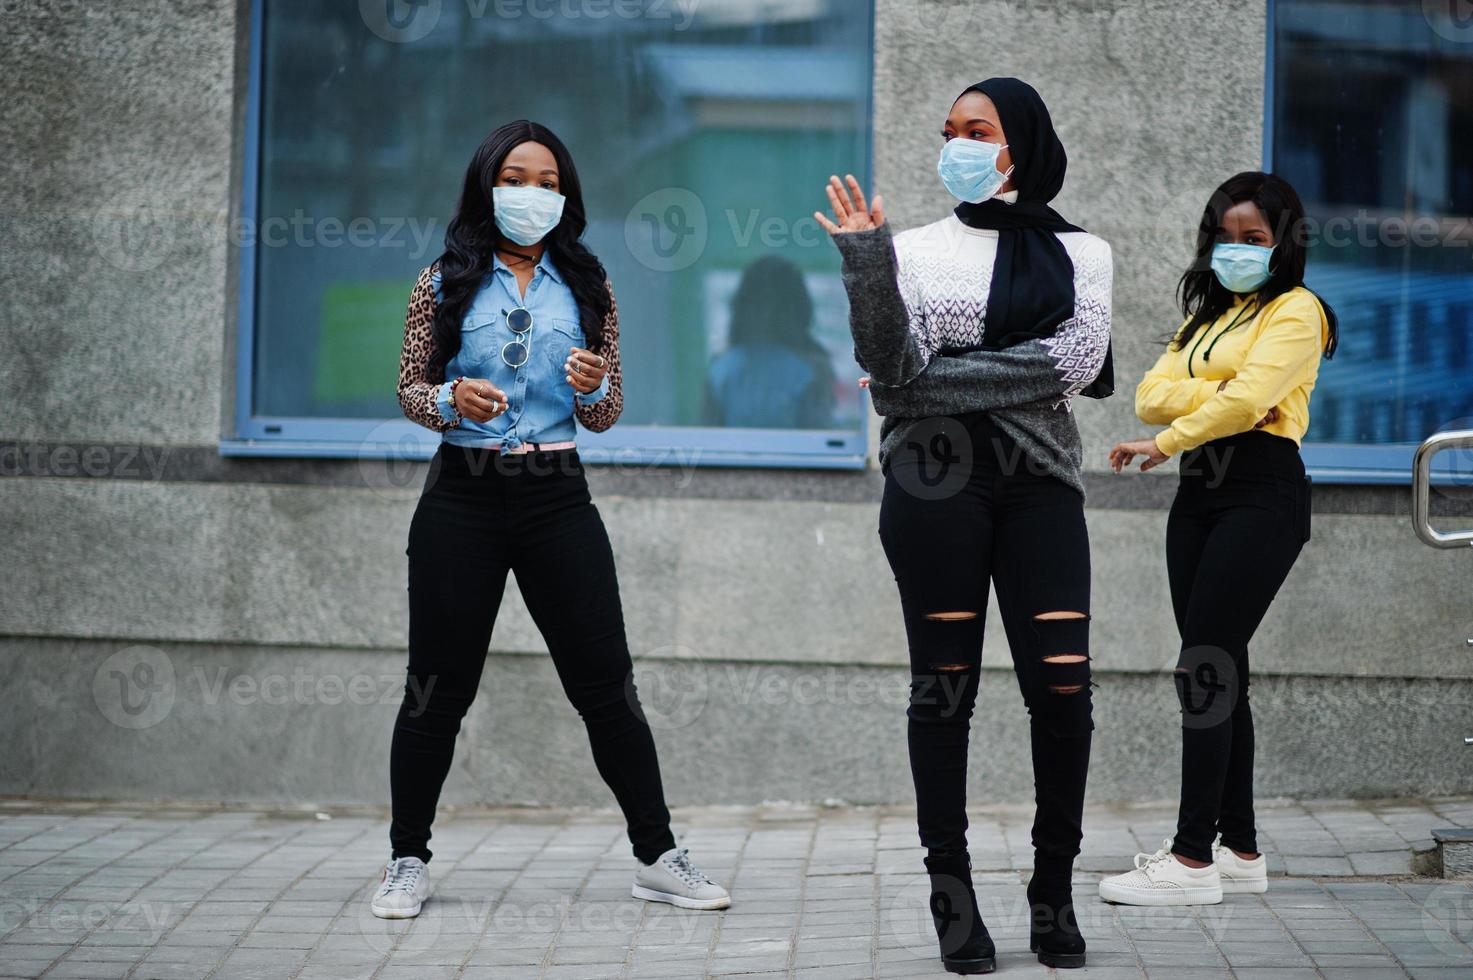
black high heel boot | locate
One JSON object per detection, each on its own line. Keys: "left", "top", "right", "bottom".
{"left": 924, "top": 854, "right": 996, "bottom": 975}
{"left": 1027, "top": 871, "right": 1086, "bottom": 969}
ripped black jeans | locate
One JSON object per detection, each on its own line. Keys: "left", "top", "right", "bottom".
{"left": 879, "top": 413, "right": 1092, "bottom": 886}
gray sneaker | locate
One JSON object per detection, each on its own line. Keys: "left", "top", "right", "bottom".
{"left": 632, "top": 847, "right": 731, "bottom": 910}
{"left": 370, "top": 856, "right": 430, "bottom": 918}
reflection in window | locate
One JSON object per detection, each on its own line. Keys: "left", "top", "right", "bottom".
{"left": 701, "top": 256, "right": 837, "bottom": 429}
{"left": 251, "top": 0, "right": 873, "bottom": 452}
{"left": 1272, "top": 0, "right": 1473, "bottom": 445}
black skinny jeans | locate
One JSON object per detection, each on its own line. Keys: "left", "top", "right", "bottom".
{"left": 390, "top": 445, "right": 677, "bottom": 865}
{"left": 878, "top": 413, "right": 1093, "bottom": 886}
{"left": 1167, "top": 431, "right": 1310, "bottom": 863}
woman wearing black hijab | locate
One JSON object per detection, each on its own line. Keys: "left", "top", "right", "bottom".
{"left": 817, "top": 78, "right": 1111, "bottom": 973}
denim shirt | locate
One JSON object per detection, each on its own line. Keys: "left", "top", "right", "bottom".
{"left": 432, "top": 252, "right": 608, "bottom": 452}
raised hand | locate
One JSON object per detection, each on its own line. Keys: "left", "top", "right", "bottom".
{"left": 814, "top": 174, "right": 885, "bottom": 235}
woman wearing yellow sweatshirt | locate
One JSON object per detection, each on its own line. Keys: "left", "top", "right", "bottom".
{"left": 1099, "top": 172, "right": 1338, "bottom": 906}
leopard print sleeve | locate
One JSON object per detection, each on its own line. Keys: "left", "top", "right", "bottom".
{"left": 574, "top": 281, "right": 624, "bottom": 433}
{"left": 397, "top": 265, "right": 459, "bottom": 432}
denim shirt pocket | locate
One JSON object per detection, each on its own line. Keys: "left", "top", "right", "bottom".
{"left": 545, "top": 317, "right": 585, "bottom": 388}
{"left": 457, "top": 311, "right": 502, "bottom": 373}
{"left": 545, "top": 317, "right": 584, "bottom": 360}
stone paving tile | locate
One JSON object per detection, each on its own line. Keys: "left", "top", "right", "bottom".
{"left": 0, "top": 800, "right": 1471, "bottom": 978}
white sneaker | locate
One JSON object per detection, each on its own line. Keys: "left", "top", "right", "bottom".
{"left": 1213, "top": 842, "right": 1268, "bottom": 894}
{"left": 1097, "top": 839, "right": 1223, "bottom": 906}
{"left": 370, "top": 856, "right": 430, "bottom": 918}
{"left": 632, "top": 847, "right": 731, "bottom": 911}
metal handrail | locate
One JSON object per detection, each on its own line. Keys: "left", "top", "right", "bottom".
{"left": 1412, "top": 430, "right": 1473, "bottom": 549}
{"left": 1410, "top": 431, "right": 1473, "bottom": 748}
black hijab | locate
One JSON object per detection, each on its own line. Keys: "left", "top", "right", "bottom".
{"left": 951, "top": 77, "right": 1113, "bottom": 398}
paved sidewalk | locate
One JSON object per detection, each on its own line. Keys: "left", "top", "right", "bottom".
{"left": 2, "top": 797, "right": 1471, "bottom": 980}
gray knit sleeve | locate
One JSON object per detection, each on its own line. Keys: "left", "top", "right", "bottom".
{"left": 831, "top": 224, "right": 933, "bottom": 386}
{"left": 866, "top": 341, "right": 1069, "bottom": 417}
{"left": 866, "top": 234, "right": 1113, "bottom": 418}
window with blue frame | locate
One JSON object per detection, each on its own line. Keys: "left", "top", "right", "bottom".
{"left": 1271, "top": 0, "right": 1473, "bottom": 481}
{"left": 231, "top": 0, "right": 874, "bottom": 467}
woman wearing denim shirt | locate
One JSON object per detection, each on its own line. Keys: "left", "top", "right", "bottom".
{"left": 374, "top": 120, "right": 729, "bottom": 920}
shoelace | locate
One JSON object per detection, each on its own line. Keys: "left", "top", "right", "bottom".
{"left": 382, "top": 858, "right": 423, "bottom": 895}
{"left": 664, "top": 848, "right": 710, "bottom": 887}
{"left": 1131, "top": 838, "right": 1176, "bottom": 872}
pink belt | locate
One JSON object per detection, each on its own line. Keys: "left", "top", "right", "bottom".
{"left": 495, "top": 441, "right": 577, "bottom": 454}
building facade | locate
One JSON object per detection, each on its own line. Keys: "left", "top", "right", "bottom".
{"left": 2, "top": 0, "right": 1471, "bottom": 808}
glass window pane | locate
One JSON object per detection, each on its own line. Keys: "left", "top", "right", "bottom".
{"left": 251, "top": 0, "right": 873, "bottom": 446}
{"left": 1273, "top": 0, "right": 1473, "bottom": 446}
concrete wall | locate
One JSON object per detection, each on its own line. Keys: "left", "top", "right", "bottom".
{"left": 2, "top": 0, "right": 1471, "bottom": 809}
{"left": 4, "top": 637, "right": 1469, "bottom": 808}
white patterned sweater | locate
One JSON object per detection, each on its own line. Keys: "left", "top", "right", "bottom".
{"left": 833, "top": 214, "right": 1113, "bottom": 496}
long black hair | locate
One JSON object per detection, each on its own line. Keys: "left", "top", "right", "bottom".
{"left": 727, "top": 255, "right": 825, "bottom": 357}
{"left": 1174, "top": 171, "right": 1338, "bottom": 358}
{"left": 429, "top": 120, "right": 611, "bottom": 380}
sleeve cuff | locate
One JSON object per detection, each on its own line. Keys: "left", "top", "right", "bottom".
{"left": 576, "top": 374, "right": 609, "bottom": 406}
{"left": 435, "top": 382, "right": 459, "bottom": 423}
{"left": 1155, "top": 429, "right": 1183, "bottom": 458}
{"left": 831, "top": 223, "right": 895, "bottom": 267}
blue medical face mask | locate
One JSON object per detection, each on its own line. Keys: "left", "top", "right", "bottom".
{"left": 937, "top": 137, "right": 1014, "bottom": 204}
{"left": 1210, "top": 242, "right": 1275, "bottom": 294}
{"left": 492, "top": 185, "right": 566, "bottom": 246}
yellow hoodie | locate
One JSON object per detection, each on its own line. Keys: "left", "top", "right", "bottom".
{"left": 1137, "top": 287, "right": 1330, "bottom": 457}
